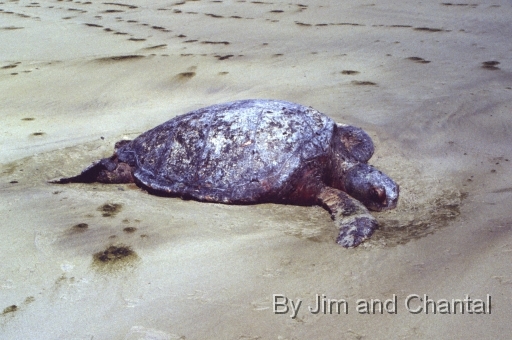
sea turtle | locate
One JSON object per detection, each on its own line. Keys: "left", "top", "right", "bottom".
{"left": 52, "top": 99, "right": 399, "bottom": 247}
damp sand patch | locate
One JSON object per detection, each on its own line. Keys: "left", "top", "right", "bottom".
{"left": 368, "top": 154, "right": 467, "bottom": 248}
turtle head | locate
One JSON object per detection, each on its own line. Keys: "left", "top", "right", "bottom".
{"left": 343, "top": 163, "right": 399, "bottom": 211}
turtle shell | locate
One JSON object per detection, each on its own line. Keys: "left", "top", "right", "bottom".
{"left": 116, "top": 99, "right": 336, "bottom": 203}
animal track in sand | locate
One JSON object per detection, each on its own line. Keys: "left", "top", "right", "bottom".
{"left": 98, "top": 202, "right": 123, "bottom": 217}
{"left": 175, "top": 71, "right": 196, "bottom": 80}
{"left": 414, "top": 27, "right": 448, "bottom": 32}
{"left": 143, "top": 44, "right": 167, "bottom": 50}
{"left": 332, "top": 22, "right": 364, "bottom": 26}
{"left": 102, "top": 2, "right": 138, "bottom": 10}
{"left": 1, "top": 296, "right": 34, "bottom": 318}
{"left": 72, "top": 223, "right": 89, "bottom": 232}
{"left": 481, "top": 61, "right": 500, "bottom": 70}
{"left": 441, "top": 3, "right": 478, "bottom": 7}
{"left": 2, "top": 61, "right": 42, "bottom": 75}
{"left": 351, "top": 80, "right": 377, "bottom": 86}
{"left": 215, "top": 54, "right": 235, "bottom": 60}
{"left": 295, "top": 21, "right": 365, "bottom": 27}
{"left": 0, "top": 9, "right": 38, "bottom": 19}
{"left": 1, "top": 63, "right": 19, "bottom": 69}
{"left": 202, "top": 41, "right": 230, "bottom": 45}
{"left": 407, "top": 56, "right": 431, "bottom": 64}
{"left": 95, "top": 55, "right": 145, "bottom": 63}
{"left": 296, "top": 4, "right": 308, "bottom": 11}
{"left": 205, "top": 13, "right": 223, "bottom": 18}
{"left": 123, "top": 226, "right": 137, "bottom": 233}
{"left": 2, "top": 305, "right": 18, "bottom": 315}
{"left": 151, "top": 25, "right": 169, "bottom": 31}
{"left": 1, "top": 26, "right": 24, "bottom": 30}
{"left": 67, "top": 8, "right": 87, "bottom": 13}
{"left": 92, "top": 244, "right": 139, "bottom": 271}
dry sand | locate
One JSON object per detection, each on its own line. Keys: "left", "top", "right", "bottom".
{"left": 1, "top": 0, "right": 511, "bottom": 339}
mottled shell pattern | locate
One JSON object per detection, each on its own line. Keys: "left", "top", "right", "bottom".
{"left": 116, "top": 99, "right": 336, "bottom": 203}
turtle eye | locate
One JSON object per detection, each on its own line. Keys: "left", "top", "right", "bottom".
{"left": 370, "top": 187, "right": 386, "bottom": 204}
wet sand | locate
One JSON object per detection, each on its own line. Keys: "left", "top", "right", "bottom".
{"left": 1, "top": 0, "right": 511, "bottom": 339}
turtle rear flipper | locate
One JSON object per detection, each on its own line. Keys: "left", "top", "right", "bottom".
{"left": 318, "top": 186, "right": 378, "bottom": 247}
{"left": 50, "top": 157, "right": 134, "bottom": 184}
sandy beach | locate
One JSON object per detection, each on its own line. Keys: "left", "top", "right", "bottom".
{"left": 1, "top": 0, "right": 511, "bottom": 339}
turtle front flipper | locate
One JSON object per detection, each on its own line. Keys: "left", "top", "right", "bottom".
{"left": 50, "top": 156, "right": 134, "bottom": 184}
{"left": 318, "top": 186, "right": 378, "bottom": 247}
